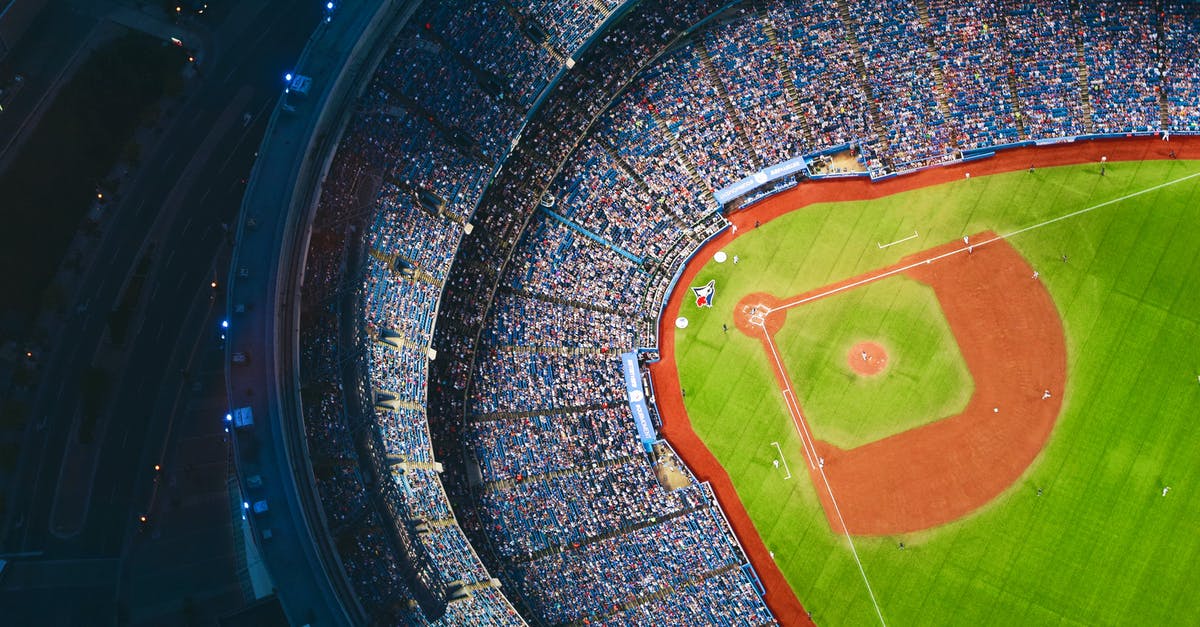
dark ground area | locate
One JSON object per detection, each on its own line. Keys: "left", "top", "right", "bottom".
{"left": 0, "top": 31, "right": 187, "bottom": 336}
{"left": 0, "top": 0, "right": 323, "bottom": 624}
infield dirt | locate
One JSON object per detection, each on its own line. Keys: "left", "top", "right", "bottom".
{"left": 847, "top": 342, "right": 888, "bottom": 377}
{"left": 743, "top": 234, "right": 1066, "bottom": 536}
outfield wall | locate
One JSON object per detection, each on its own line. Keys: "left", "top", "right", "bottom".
{"left": 714, "top": 131, "right": 1200, "bottom": 210}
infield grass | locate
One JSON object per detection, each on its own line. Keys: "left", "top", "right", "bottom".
{"left": 676, "top": 159, "right": 1200, "bottom": 626}
{"left": 771, "top": 276, "right": 972, "bottom": 449}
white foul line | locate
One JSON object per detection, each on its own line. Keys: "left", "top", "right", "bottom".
{"left": 758, "top": 323, "right": 888, "bottom": 627}
{"left": 877, "top": 230, "right": 919, "bottom": 249}
{"left": 768, "top": 170, "right": 1200, "bottom": 315}
{"left": 771, "top": 441, "right": 792, "bottom": 480}
{"left": 762, "top": 329, "right": 818, "bottom": 470}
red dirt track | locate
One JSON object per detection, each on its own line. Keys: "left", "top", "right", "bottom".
{"left": 648, "top": 136, "right": 1198, "bottom": 626}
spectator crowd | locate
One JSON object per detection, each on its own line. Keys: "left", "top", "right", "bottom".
{"left": 292, "top": 0, "right": 1200, "bottom": 624}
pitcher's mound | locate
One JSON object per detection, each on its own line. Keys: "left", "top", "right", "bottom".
{"left": 849, "top": 341, "right": 889, "bottom": 376}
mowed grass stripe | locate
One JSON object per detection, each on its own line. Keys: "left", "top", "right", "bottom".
{"left": 676, "top": 160, "right": 1200, "bottom": 626}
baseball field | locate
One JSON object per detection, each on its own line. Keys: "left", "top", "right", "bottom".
{"left": 653, "top": 143, "right": 1200, "bottom": 626}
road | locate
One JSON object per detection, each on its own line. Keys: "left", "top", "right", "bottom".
{"left": 0, "top": 0, "right": 320, "bottom": 623}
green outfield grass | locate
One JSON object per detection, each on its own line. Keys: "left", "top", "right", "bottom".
{"left": 675, "top": 159, "right": 1200, "bottom": 626}
{"left": 771, "top": 276, "right": 972, "bottom": 449}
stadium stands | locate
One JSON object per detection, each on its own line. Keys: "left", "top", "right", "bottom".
{"left": 925, "top": 0, "right": 1021, "bottom": 149}
{"left": 296, "top": 0, "right": 1200, "bottom": 623}
{"left": 1163, "top": 0, "right": 1200, "bottom": 131}
{"left": 1077, "top": 0, "right": 1163, "bottom": 133}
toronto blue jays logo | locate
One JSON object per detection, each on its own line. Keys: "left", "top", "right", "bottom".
{"left": 691, "top": 280, "right": 716, "bottom": 308}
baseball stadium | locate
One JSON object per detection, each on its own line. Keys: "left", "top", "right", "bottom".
{"left": 221, "top": 0, "right": 1200, "bottom": 625}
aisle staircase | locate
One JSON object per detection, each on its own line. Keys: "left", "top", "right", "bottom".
{"left": 540, "top": 37, "right": 568, "bottom": 64}
{"left": 495, "top": 345, "right": 609, "bottom": 356}
{"left": 1067, "top": 1, "right": 1097, "bottom": 133}
{"left": 470, "top": 400, "right": 621, "bottom": 424}
{"left": 377, "top": 328, "right": 427, "bottom": 353}
{"left": 500, "top": 0, "right": 568, "bottom": 63}
{"left": 446, "top": 578, "right": 504, "bottom": 602}
{"left": 441, "top": 209, "right": 467, "bottom": 226}
{"left": 988, "top": 9, "right": 1029, "bottom": 139}
{"left": 480, "top": 453, "right": 640, "bottom": 494}
{"left": 378, "top": 83, "right": 488, "bottom": 163}
{"left": 695, "top": 40, "right": 763, "bottom": 169}
{"left": 912, "top": 0, "right": 958, "bottom": 138}
{"left": 567, "top": 563, "right": 766, "bottom": 627}
{"left": 832, "top": 0, "right": 890, "bottom": 154}
{"left": 368, "top": 248, "right": 443, "bottom": 287}
{"left": 1072, "top": 39, "right": 1096, "bottom": 132}
{"left": 759, "top": 7, "right": 816, "bottom": 148}
{"left": 497, "top": 284, "right": 648, "bottom": 320}
{"left": 596, "top": 137, "right": 651, "bottom": 193}
{"left": 511, "top": 504, "right": 707, "bottom": 564}
{"left": 374, "top": 390, "right": 424, "bottom": 412}
{"left": 650, "top": 108, "right": 720, "bottom": 210}
{"left": 421, "top": 27, "right": 516, "bottom": 105}
{"left": 1154, "top": 0, "right": 1172, "bottom": 129}
{"left": 595, "top": 136, "right": 689, "bottom": 230}
{"left": 388, "top": 458, "right": 443, "bottom": 472}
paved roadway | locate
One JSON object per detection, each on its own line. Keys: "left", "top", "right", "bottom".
{"left": 0, "top": 5, "right": 98, "bottom": 175}
{"left": 0, "top": 0, "right": 321, "bottom": 623}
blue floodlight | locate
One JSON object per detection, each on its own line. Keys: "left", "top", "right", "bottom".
{"left": 225, "top": 413, "right": 233, "bottom": 422}
{"left": 221, "top": 319, "right": 229, "bottom": 329}
{"left": 285, "top": 72, "right": 293, "bottom": 82}
{"left": 327, "top": 2, "right": 334, "bottom": 9}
